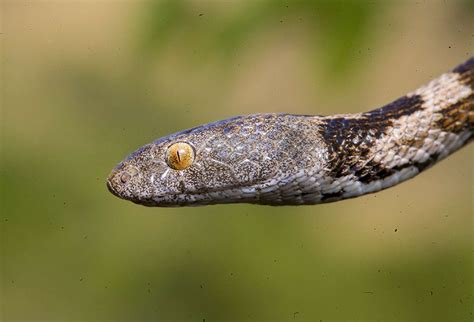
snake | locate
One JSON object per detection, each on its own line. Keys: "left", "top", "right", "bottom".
{"left": 107, "top": 57, "right": 473, "bottom": 207}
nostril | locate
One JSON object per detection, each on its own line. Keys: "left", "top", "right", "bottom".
{"left": 120, "top": 172, "right": 131, "bottom": 183}
{"left": 107, "top": 165, "right": 139, "bottom": 200}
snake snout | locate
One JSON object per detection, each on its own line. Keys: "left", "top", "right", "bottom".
{"left": 106, "top": 171, "right": 121, "bottom": 198}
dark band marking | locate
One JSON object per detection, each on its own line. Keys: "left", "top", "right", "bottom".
{"left": 413, "top": 153, "right": 440, "bottom": 173}
{"left": 355, "top": 161, "right": 398, "bottom": 184}
{"left": 436, "top": 93, "right": 474, "bottom": 134}
{"left": 453, "top": 57, "right": 474, "bottom": 74}
{"left": 321, "top": 191, "right": 344, "bottom": 201}
{"left": 453, "top": 57, "right": 474, "bottom": 88}
{"left": 318, "top": 84, "right": 469, "bottom": 186}
{"left": 356, "top": 153, "right": 439, "bottom": 185}
{"left": 320, "top": 95, "right": 424, "bottom": 179}
{"left": 364, "top": 94, "right": 425, "bottom": 121}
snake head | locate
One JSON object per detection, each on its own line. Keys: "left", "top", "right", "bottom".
{"left": 107, "top": 114, "right": 325, "bottom": 206}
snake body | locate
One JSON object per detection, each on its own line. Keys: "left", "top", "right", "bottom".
{"left": 107, "top": 57, "right": 473, "bottom": 207}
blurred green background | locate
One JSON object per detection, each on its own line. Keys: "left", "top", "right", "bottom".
{"left": 1, "top": 0, "right": 473, "bottom": 320}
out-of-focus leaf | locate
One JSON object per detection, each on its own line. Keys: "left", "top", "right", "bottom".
{"left": 138, "top": 0, "right": 385, "bottom": 80}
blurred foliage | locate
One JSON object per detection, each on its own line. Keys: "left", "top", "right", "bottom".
{"left": 140, "top": 0, "right": 385, "bottom": 79}
{"left": 459, "top": 0, "right": 474, "bottom": 14}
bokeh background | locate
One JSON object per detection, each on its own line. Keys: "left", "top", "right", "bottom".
{"left": 1, "top": 0, "right": 473, "bottom": 320}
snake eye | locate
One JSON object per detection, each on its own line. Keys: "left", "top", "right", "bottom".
{"left": 166, "top": 142, "right": 195, "bottom": 170}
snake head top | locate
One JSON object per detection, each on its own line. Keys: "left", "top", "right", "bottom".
{"left": 106, "top": 114, "right": 327, "bottom": 207}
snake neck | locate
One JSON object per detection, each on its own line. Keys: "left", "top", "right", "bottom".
{"left": 313, "top": 57, "right": 473, "bottom": 202}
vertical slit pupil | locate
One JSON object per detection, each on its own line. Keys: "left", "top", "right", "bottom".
{"left": 176, "top": 150, "right": 181, "bottom": 162}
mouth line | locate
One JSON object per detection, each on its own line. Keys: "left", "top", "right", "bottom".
{"left": 106, "top": 178, "right": 121, "bottom": 198}
{"left": 106, "top": 171, "right": 265, "bottom": 205}
{"left": 150, "top": 182, "right": 260, "bottom": 200}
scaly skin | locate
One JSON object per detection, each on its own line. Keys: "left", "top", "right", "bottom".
{"left": 107, "top": 57, "right": 473, "bottom": 207}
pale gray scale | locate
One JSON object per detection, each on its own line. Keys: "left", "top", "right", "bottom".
{"left": 203, "top": 135, "right": 224, "bottom": 151}
{"left": 185, "top": 159, "right": 237, "bottom": 192}
{"left": 279, "top": 182, "right": 302, "bottom": 195}
{"left": 239, "top": 126, "right": 254, "bottom": 136}
{"left": 343, "top": 167, "right": 420, "bottom": 199}
{"left": 232, "top": 159, "right": 261, "bottom": 184}
{"left": 439, "top": 131, "right": 470, "bottom": 159}
{"left": 298, "top": 176, "right": 322, "bottom": 193}
{"left": 266, "top": 124, "right": 284, "bottom": 140}
{"left": 228, "top": 135, "right": 245, "bottom": 151}
{"left": 228, "top": 151, "right": 246, "bottom": 163}
{"left": 259, "top": 182, "right": 280, "bottom": 194}
{"left": 208, "top": 143, "right": 233, "bottom": 163}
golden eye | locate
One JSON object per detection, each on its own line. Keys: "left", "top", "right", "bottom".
{"left": 166, "top": 142, "right": 195, "bottom": 170}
